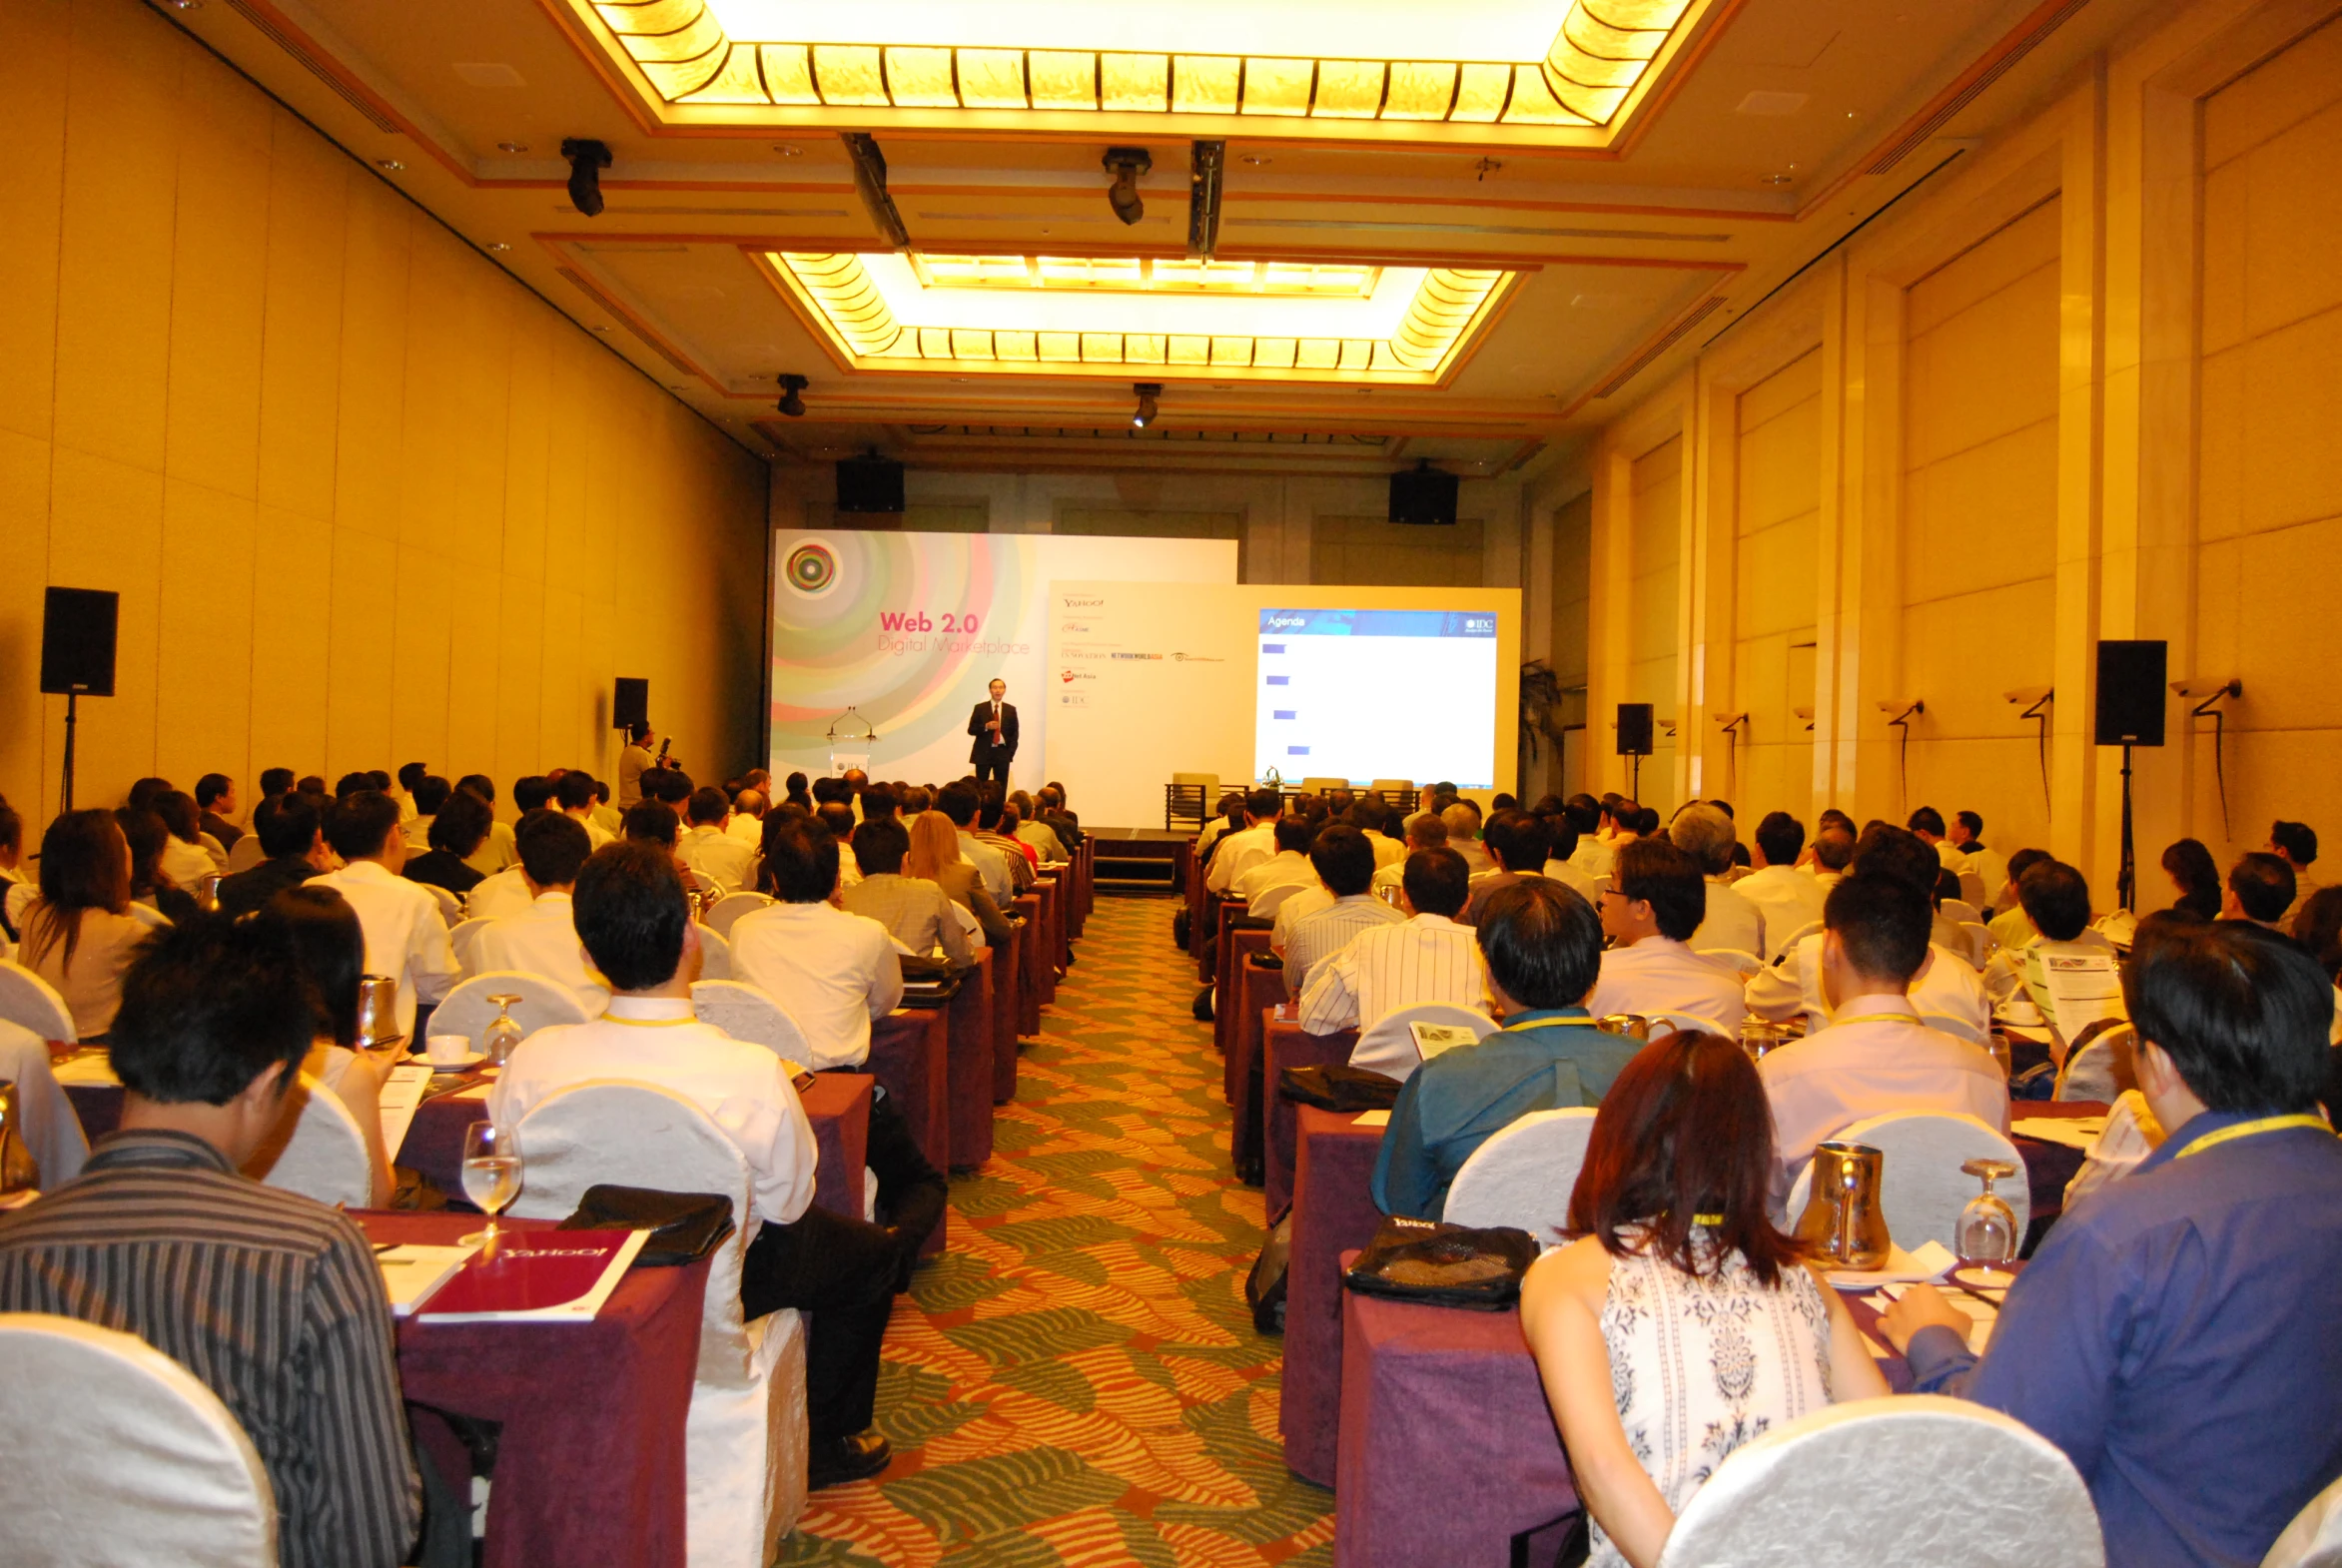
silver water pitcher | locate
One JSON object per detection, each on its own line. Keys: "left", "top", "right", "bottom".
{"left": 1597, "top": 1014, "right": 1650, "bottom": 1041}
{"left": 354, "top": 975, "right": 403, "bottom": 1051}
{"left": 1795, "top": 1140, "right": 1892, "bottom": 1269}
{"left": 0, "top": 1080, "right": 41, "bottom": 1196}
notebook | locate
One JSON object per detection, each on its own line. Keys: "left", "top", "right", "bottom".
{"left": 414, "top": 1229, "right": 650, "bottom": 1323}
{"left": 376, "top": 1244, "right": 475, "bottom": 1318}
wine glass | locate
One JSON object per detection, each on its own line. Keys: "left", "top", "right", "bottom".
{"left": 1738, "top": 1017, "right": 1777, "bottom": 1064}
{"left": 481, "top": 994, "right": 525, "bottom": 1068}
{"left": 459, "top": 1120, "right": 523, "bottom": 1255}
{"left": 1954, "top": 1158, "right": 2020, "bottom": 1285}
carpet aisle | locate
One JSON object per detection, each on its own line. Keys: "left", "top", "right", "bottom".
{"left": 779, "top": 892, "right": 1334, "bottom": 1567}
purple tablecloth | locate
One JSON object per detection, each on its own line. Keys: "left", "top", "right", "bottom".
{"left": 358, "top": 1210, "right": 707, "bottom": 1568}
{"left": 947, "top": 951, "right": 995, "bottom": 1171}
{"left": 1279, "top": 1107, "right": 1385, "bottom": 1486}
{"left": 992, "top": 921, "right": 1023, "bottom": 1104}
{"left": 1229, "top": 971, "right": 1287, "bottom": 1180}
{"left": 1264, "top": 1019, "right": 1358, "bottom": 1216}
{"left": 870, "top": 1009, "right": 951, "bottom": 1258}
{"left": 1217, "top": 929, "right": 1273, "bottom": 1095}
{"left": 1336, "top": 1269, "right": 1579, "bottom": 1566}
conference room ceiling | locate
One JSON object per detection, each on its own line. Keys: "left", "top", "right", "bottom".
{"left": 161, "top": 0, "right": 2165, "bottom": 474}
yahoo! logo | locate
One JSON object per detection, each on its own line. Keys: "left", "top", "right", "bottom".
{"left": 1061, "top": 596, "right": 1105, "bottom": 608}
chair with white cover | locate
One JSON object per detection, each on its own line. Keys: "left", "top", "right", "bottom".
{"left": 2055, "top": 1023, "right": 2131, "bottom": 1102}
{"left": 696, "top": 925, "right": 732, "bottom": 982}
{"left": 0, "top": 1312, "right": 277, "bottom": 1567}
{"left": 1958, "top": 869, "right": 1991, "bottom": 911}
{"left": 198, "top": 832, "right": 230, "bottom": 871}
{"left": 1916, "top": 1009, "right": 1989, "bottom": 1045}
{"left": 246, "top": 1074, "right": 372, "bottom": 1209}
{"left": 1956, "top": 921, "right": 1995, "bottom": 970}
{"left": 1784, "top": 1111, "right": 2029, "bottom": 1253}
{"left": 1776, "top": 920, "right": 1824, "bottom": 957}
{"left": 1655, "top": 1394, "right": 2100, "bottom": 1568}
{"left": 1940, "top": 898, "right": 1984, "bottom": 928}
{"left": 2262, "top": 1471, "right": 2342, "bottom": 1568}
{"left": 429, "top": 971, "right": 591, "bottom": 1050}
{"left": 1440, "top": 1108, "right": 1599, "bottom": 1241}
{"left": 420, "top": 883, "right": 462, "bottom": 927}
{"left": 1248, "top": 882, "right": 1307, "bottom": 919}
{"left": 692, "top": 981, "right": 817, "bottom": 1069}
{"left": 0, "top": 960, "right": 76, "bottom": 1044}
{"left": 225, "top": 833, "right": 266, "bottom": 874}
{"left": 706, "top": 892, "right": 774, "bottom": 940}
{"left": 1646, "top": 1012, "right": 1732, "bottom": 1040}
{"left": 1348, "top": 1001, "right": 1497, "bottom": 1081}
{"left": 1695, "top": 947, "right": 1763, "bottom": 981}
{"left": 509, "top": 1082, "right": 808, "bottom": 1566}
{"left": 447, "top": 917, "right": 492, "bottom": 975}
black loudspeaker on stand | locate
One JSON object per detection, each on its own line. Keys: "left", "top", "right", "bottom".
{"left": 1616, "top": 702, "right": 1655, "bottom": 800}
{"left": 40, "top": 587, "right": 120, "bottom": 814}
{"left": 2094, "top": 639, "right": 2167, "bottom": 911}
{"left": 613, "top": 677, "right": 649, "bottom": 733}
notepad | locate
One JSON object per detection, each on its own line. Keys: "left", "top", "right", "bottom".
{"left": 376, "top": 1244, "right": 475, "bottom": 1318}
{"left": 1409, "top": 1023, "right": 1483, "bottom": 1062}
{"left": 381, "top": 1065, "right": 431, "bottom": 1162}
{"left": 1826, "top": 1239, "right": 1956, "bottom": 1289}
{"left": 1350, "top": 1110, "right": 1391, "bottom": 1129}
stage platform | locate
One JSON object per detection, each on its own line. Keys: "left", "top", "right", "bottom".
{"left": 1085, "top": 829, "right": 1186, "bottom": 892}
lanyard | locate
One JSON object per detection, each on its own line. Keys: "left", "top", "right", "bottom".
{"left": 2172, "top": 1114, "right": 2332, "bottom": 1160}
{"left": 1498, "top": 1016, "right": 1597, "bottom": 1034}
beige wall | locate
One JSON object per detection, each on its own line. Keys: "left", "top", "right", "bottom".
{"left": 1625, "top": 435, "right": 1683, "bottom": 811}
{"left": 1730, "top": 349, "right": 1822, "bottom": 818}
{"left": 0, "top": 0, "right": 770, "bottom": 827}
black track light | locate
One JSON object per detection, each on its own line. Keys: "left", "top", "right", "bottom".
{"left": 560, "top": 138, "right": 612, "bottom": 217}
{"left": 776, "top": 374, "right": 809, "bottom": 417}
{"left": 1104, "top": 147, "right": 1152, "bottom": 227}
{"left": 1132, "top": 383, "right": 1162, "bottom": 429}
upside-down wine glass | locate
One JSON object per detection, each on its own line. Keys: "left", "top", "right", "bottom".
{"left": 1954, "top": 1157, "right": 2020, "bottom": 1286}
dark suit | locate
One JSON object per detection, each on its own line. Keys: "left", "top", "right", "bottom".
{"left": 966, "top": 699, "right": 1019, "bottom": 790}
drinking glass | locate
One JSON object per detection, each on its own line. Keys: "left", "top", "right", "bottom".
{"left": 1738, "top": 1017, "right": 1777, "bottom": 1064}
{"left": 1985, "top": 1028, "right": 2014, "bottom": 1081}
{"left": 1954, "top": 1157, "right": 2019, "bottom": 1285}
{"left": 459, "top": 1120, "right": 523, "bottom": 1254}
{"left": 481, "top": 994, "right": 525, "bottom": 1068}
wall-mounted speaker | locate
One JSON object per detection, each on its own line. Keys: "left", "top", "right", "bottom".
{"left": 1388, "top": 464, "right": 1459, "bottom": 526}
{"left": 836, "top": 454, "right": 906, "bottom": 514}
{"left": 1616, "top": 702, "right": 1655, "bottom": 757}
{"left": 40, "top": 587, "right": 119, "bottom": 696}
{"left": 2094, "top": 640, "right": 2167, "bottom": 747}
{"left": 613, "top": 677, "right": 649, "bottom": 732}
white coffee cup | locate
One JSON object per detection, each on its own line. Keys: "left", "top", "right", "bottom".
{"left": 425, "top": 1034, "right": 471, "bottom": 1066}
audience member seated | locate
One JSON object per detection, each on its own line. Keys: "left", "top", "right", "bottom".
{"left": 216, "top": 792, "right": 330, "bottom": 920}
{"left": 1352, "top": 796, "right": 1407, "bottom": 871}
{"left": 2268, "top": 819, "right": 2321, "bottom": 930}
{"left": 1736, "top": 811, "right": 1827, "bottom": 960}
{"left": 907, "top": 810, "right": 1014, "bottom": 948}
{"left": 1008, "top": 791, "right": 1068, "bottom": 864}
{"left": 555, "top": 771, "right": 613, "bottom": 849}
{"left": 1562, "top": 794, "right": 1614, "bottom": 880}
{"left": 1755, "top": 873, "right": 2008, "bottom": 1207}
{"left": 1584, "top": 839, "right": 1744, "bottom": 1035}
{"left": 119, "top": 808, "right": 198, "bottom": 924}
{"left": 811, "top": 801, "right": 865, "bottom": 887}
{"left": 974, "top": 794, "right": 1039, "bottom": 886}
{"left": 1441, "top": 801, "right": 1493, "bottom": 875}
{"left": 489, "top": 843, "right": 913, "bottom": 1488}
{"left": 19, "top": 809, "right": 157, "bottom": 1041}
{"left": 1520, "top": 1031, "right": 1890, "bottom": 1568}
{"left": 1538, "top": 804, "right": 1605, "bottom": 907}
{"left": 2225, "top": 851, "right": 2296, "bottom": 932}
{"left": 1369, "top": 810, "right": 1448, "bottom": 900}
{"left": 1670, "top": 803, "right": 1764, "bottom": 958}
{"left": 1945, "top": 809, "right": 2008, "bottom": 905}
{"left": 2156, "top": 837, "right": 2223, "bottom": 922}
{"left": 1278, "top": 825, "right": 1405, "bottom": 1002}
{"left": 195, "top": 773, "right": 243, "bottom": 852}
{"left": 0, "top": 799, "right": 24, "bottom": 944}
{"left": 679, "top": 786, "right": 755, "bottom": 894}
{"left": 150, "top": 790, "right": 218, "bottom": 888}
{"left": 456, "top": 775, "right": 517, "bottom": 876}
{"left": 1986, "top": 846, "right": 2054, "bottom": 950}
{"left": 470, "top": 814, "right": 603, "bottom": 1013}
{"left": 402, "top": 774, "right": 448, "bottom": 852}
{"left": 1231, "top": 816, "right": 1317, "bottom": 906}
{"left": 727, "top": 786, "right": 769, "bottom": 850}
{"left": 313, "top": 791, "right": 457, "bottom": 1040}
{"left": 1036, "top": 784, "right": 1083, "bottom": 852}
{"left": 1884, "top": 922, "right": 2342, "bottom": 1568}
{"left": 926, "top": 782, "right": 1013, "bottom": 910}
{"left": 1980, "top": 858, "right": 2115, "bottom": 1015}
{"left": 1299, "top": 847, "right": 1484, "bottom": 1059}
{"left": 0, "top": 914, "right": 420, "bottom": 1566}
{"left": 843, "top": 818, "right": 975, "bottom": 969}
{"left": 260, "top": 887, "right": 396, "bottom": 1206}
{"left": 1460, "top": 809, "right": 1552, "bottom": 926}
{"left": 732, "top": 817, "right": 905, "bottom": 1069}
{"left": 1375, "top": 880, "right": 1639, "bottom": 1220}
{"left": 1748, "top": 824, "right": 1990, "bottom": 1038}
{"left": 400, "top": 788, "right": 491, "bottom": 901}
{"left": 1204, "top": 789, "right": 1284, "bottom": 895}
{"left": 391, "top": 760, "right": 425, "bottom": 824}
{"left": 1808, "top": 822, "right": 1855, "bottom": 892}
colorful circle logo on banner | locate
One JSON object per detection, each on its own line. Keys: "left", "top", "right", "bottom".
{"left": 784, "top": 541, "right": 838, "bottom": 596}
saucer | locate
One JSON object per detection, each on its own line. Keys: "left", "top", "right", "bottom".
{"left": 410, "top": 1050, "right": 487, "bottom": 1071}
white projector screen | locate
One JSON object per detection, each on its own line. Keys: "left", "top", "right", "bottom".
{"left": 1255, "top": 608, "right": 1501, "bottom": 788}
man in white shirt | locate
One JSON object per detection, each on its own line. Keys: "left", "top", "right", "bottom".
{"left": 2269, "top": 819, "right": 2321, "bottom": 930}
{"left": 1280, "top": 826, "right": 1406, "bottom": 1002}
{"left": 1441, "top": 801, "right": 1493, "bottom": 876}
{"left": 1736, "top": 811, "right": 1830, "bottom": 961}
{"left": 730, "top": 816, "right": 905, "bottom": 1071}
{"left": 311, "top": 791, "right": 457, "bottom": 1039}
{"left": 1584, "top": 837, "right": 1745, "bottom": 1034}
{"left": 392, "top": 760, "right": 425, "bottom": 824}
{"left": 1204, "top": 788, "right": 1284, "bottom": 896}
{"left": 488, "top": 841, "right": 905, "bottom": 1488}
{"left": 1947, "top": 810, "right": 2009, "bottom": 907}
{"left": 1669, "top": 802, "right": 1766, "bottom": 959}
{"left": 678, "top": 786, "right": 755, "bottom": 894}
{"left": 1355, "top": 798, "right": 1407, "bottom": 872}
{"left": 617, "top": 722, "right": 656, "bottom": 806}
{"left": 1232, "top": 817, "right": 1317, "bottom": 907}
{"left": 1909, "top": 806, "right": 1963, "bottom": 872}
{"left": 726, "top": 787, "right": 768, "bottom": 850}
{"left": 1563, "top": 795, "right": 1614, "bottom": 881}
{"left": 1757, "top": 872, "right": 2009, "bottom": 1209}
{"left": 937, "top": 783, "right": 1014, "bottom": 907}
{"left": 470, "top": 813, "right": 605, "bottom": 1014}
{"left": 1461, "top": 809, "right": 1553, "bottom": 926}
{"left": 1539, "top": 805, "right": 1607, "bottom": 907}
{"left": 555, "top": 772, "right": 614, "bottom": 849}
{"left": 402, "top": 775, "right": 447, "bottom": 853}
{"left": 1370, "top": 812, "right": 1449, "bottom": 900}
{"left": 1300, "top": 848, "right": 1486, "bottom": 1056}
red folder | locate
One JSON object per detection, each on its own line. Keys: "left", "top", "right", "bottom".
{"left": 414, "top": 1229, "right": 650, "bottom": 1322}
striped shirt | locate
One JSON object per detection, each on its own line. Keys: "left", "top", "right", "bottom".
{"left": 1281, "top": 893, "right": 1407, "bottom": 1002}
{"left": 1296, "top": 913, "right": 1486, "bottom": 1037}
{"left": 0, "top": 1130, "right": 417, "bottom": 1568}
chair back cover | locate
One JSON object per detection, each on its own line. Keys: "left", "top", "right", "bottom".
{"left": 692, "top": 980, "right": 817, "bottom": 1069}
{"left": 0, "top": 961, "right": 76, "bottom": 1044}
{"left": 0, "top": 1312, "right": 277, "bottom": 1567}
{"left": 695, "top": 925, "right": 733, "bottom": 982}
{"left": 1441, "top": 1107, "right": 1600, "bottom": 1241}
{"left": 447, "top": 917, "right": 491, "bottom": 975}
{"left": 1656, "top": 1395, "right": 2102, "bottom": 1568}
{"left": 1249, "top": 882, "right": 1307, "bottom": 918}
{"left": 1916, "top": 1009, "right": 1989, "bottom": 1045}
{"left": 1958, "top": 869, "right": 1991, "bottom": 910}
{"left": 706, "top": 892, "right": 774, "bottom": 940}
{"left": 1696, "top": 947, "right": 1763, "bottom": 980}
{"left": 1940, "top": 898, "right": 1984, "bottom": 928}
{"left": 431, "top": 971, "right": 591, "bottom": 1049}
{"left": 1793, "top": 1111, "right": 2030, "bottom": 1253}
{"left": 420, "top": 883, "right": 461, "bottom": 927}
{"left": 1349, "top": 1001, "right": 1496, "bottom": 1081}
{"left": 1777, "top": 919, "right": 1825, "bottom": 956}
{"left": 224, "top": 834, "right": 266, "bottom": 874}
{"left": 1956, "top": 921, "right": 1995, "bottom": 969}
{"left": 2055, "top": 1026, "right": 2130, "bottom": 1102}
{"left": 2262, "top": 1471, "right": 2342, "bottom": 1568}
{"left": 1647, "top": 1012, "right": 1729, "bottom": 1040}
{"left": 248, "top": 1074, "right": 372, "bottom": 1209}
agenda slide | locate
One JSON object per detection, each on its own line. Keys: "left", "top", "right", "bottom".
{"left": 767, "top": 530, "right": 1236, "bottom": 791}
{"left": 1255, "top": 608, "right": 1500, "bottom": 788}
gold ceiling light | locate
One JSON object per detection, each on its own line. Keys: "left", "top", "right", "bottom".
{"left": 559, "top": 0, "right": 1713, "bottom": 147}
{"left": 759, "top": 250, "right": 1518, "bottom": 385}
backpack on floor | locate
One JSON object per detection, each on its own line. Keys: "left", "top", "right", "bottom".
{"left": 1245, "top": 1211, "right": 1293, "bottom": 1334}
{"left": 1172, "top": 908, "right": 1190, "bottom": 949}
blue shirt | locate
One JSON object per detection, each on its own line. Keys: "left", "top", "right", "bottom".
{"left": 1908, "top": 1108, "right": 2342, "bottom": 1568}
{"left": 1370, "top": 1009, "right": 1642, "bottom": 1221}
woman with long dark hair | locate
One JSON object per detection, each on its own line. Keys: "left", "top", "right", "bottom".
{"left": 19, "top": 810, "right": 155, "bottom": 1041}
{"left": 1520, "top": 1032, "right": 1888, "bottom": 1568}
{"left": 2159, "top": 838, "right": 2223, "bottom": 922}
{"left": 255, "top": 885, "right": 395, "bottom": 1205}
{"left": 116, "top": 807, "right": 199, "bottom": 925}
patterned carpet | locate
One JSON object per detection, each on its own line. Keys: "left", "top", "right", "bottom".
{"left": 779, "top": 892, "right": 1333, "bottom": 1567}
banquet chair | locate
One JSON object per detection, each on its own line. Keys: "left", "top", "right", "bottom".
{"left": 1776, "top": 920, "right": 1825, "bottom": 958}
{"left": 0, "top": 1312, "right": 277, "bottom": 1567}
{"left": 1656, "top": 1395, "right": 2099, "bottom": 1568}
{"left": 1441, "top": 1108, "right": 1599, "bottom": 1242}
{"left": 1348, "top": 1001, "right": 1496, "bottom": 1082}
{"left": 1646, "top": 1012, "right": 1729, "bottom": 1040}
{"left": 0, "top": 960, "right": 76, "bottom": 1044}
{"left": 1958, "top": 869, "right": 1991, "bottom": 911}
{"left": 198, "top": 832, "right": 230, "bottom": 870}
{"left": 1249, "top": 882, "right": 1307, "bottom": 919}
{"left": 446, "top": 917, "right": 491, "bottom": 975}
{"left": 692, "top": 980, "right": 817, "bottom": 1069}
{"left": 2262, "top": 1471, "right": 2342, "bottom": 1568}
{"left": 510, "top": 1082, "right": 808, "bottom": 1566}
{"left": 1695, "top": 947, "right": 1763, "bottom": 981}
{"left": 225, "top": 833, "right": 266, "bottom": 874}
{"left": 1916, "top": 1009, "right": 1989, "bottom": 1045}
{"left": 247, "top": 1073, "right": 372, "bottom": 1209}
{"left": 1785, "top": 1112, "right": 2029, "bottom": 1253}
{"left": 1956, "top": 920, "right": 1995, "bottom": 969}
{"left": 947, "top": 900, "right": 985, "bottom": 950}
{"left": 706, "top": 892, "right": 773, "bottom": 940}
{"left": 696, "top": 925, "right": 733, "bottom": 982}
{"left": 430, "top": 971, "right": 590, "bottom": 1049}
{"left": 420, "top": 883, "right": 462, "bottom": 927}
{"left": 1940, "top": 898, "right": 1984, "bottom": 928}
{"left": 2055, "top": 1024, "right": 2132, "bottom": 1102}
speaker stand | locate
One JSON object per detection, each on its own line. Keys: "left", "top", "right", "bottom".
{"left": 1628, "top": 753, "right": 1642, "bottom": 801}
{"left": 60, "top": 690, "right": 79, "bottom": 814}
{"left": 2117, "top": 742, "right": 2136, "bottom": 912}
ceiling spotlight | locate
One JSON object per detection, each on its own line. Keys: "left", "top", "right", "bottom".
{"left": 1188, "top": 140, "right": 1224, "bottom": 259}
{"left": 773, "top": 143, "right": 804, "bottom": 157}
{"left": 496, "top": 141, "right": 527, "bottom": 154}
{"left": 1103, "top": 147, "right": 1152, "bottom": 226}
{"left": 1131, "top": 383, "right": 1162, "bottom": 429}
{"left": 376, "top": 159, "right": 404, "bottom": 173}
{"left": 560, "top": 137, "right": 612, "bottom": 217}
{"left": 776, "top": 374, "right": 809, "bottom": 417}
{"left": 485, "top": 241, "right": 510, "bottom": 252}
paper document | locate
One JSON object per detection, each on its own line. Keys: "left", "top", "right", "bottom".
{"left": 1350, "top": 1110, "right": 1391, "bottom": 1129}
{"left": 1826, "top": 1239, "right": 1957, "bottom": 1289}
{"left": 50, "top": 1052, "right": 120, "bottom": 1087}
{"left": 2011, "top": 1116, "right": 2108, "bottom": 1150}
{"left": 2027, "top": 950, "right": 2126, "bottom": 1037}
{"left": 381, "top": 1065, "right": 431, "bottom": 1163}
{"left": 1409, "top": 1023, "right": 1483, "bottom": 1062}
{"left": 377, "top": 1243, "right": 476, "bottom": 1318}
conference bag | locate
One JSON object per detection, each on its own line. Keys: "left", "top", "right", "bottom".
{"left": 1342, "top": 1213, "right": 1540, "bottom": 1311}
{"left": 556, "top": 1184, "right": 735, "bottom": 1266}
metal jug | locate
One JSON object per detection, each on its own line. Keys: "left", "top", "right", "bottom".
{"left": 0, "top": 1080, "right": 42, "bottom": 1196}
{"left": 355, "top": 975, "right": 403, "bottom": 1052}
{"left": 1795, "top": 1141, "right": 1892, "bottom": 1269}
{"left": 1597, "top": 1014, "right": 1650, "bottom": 1041}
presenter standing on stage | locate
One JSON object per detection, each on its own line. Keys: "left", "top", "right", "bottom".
{"left": 968, "top": 678, "right": 1019, "bottom": 791}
